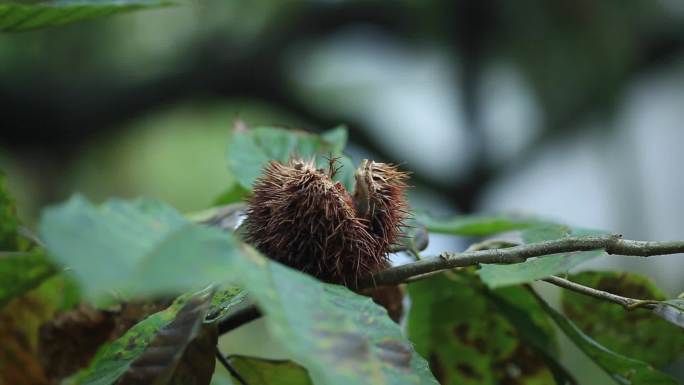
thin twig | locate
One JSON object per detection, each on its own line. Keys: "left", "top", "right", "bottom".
{"left": 542, "top": 276, "right": 656, "bottom": 309}
{"left": 216, "top": 350, "right": 249, "bottom": 385}
{"left": 18, "top": 226, "right": 45, "bottom": 247}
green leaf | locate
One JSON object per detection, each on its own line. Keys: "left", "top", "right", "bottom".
{"left": 536, "top": 291, "right": 678, "bottom": 385}
{"left": 0, "top": 250, "right": 57, "bottom": 308}
{"left": 205, "top": 286, "right": 247, "bottom": 323}
{"left": 0, "top": 0, "right": 171, "bottom": 33}
{"left": 70, "top": 292, "right": 203, "bottom": 385}
{"left": 521, "top": 224, "right": 571, "bottom": 243}
{"left": 0, "top": 172, "right": 19, "bottom": 250}
{"left": 227, "top": 356, "right": 312, "bottom": 385}
{"left": 212, "top": 184, "right": 250, "bottom": 206}
{"left": 239, "top": 246, "right": 439, "bottom": 385}
{"left": 488, "top": 287, "right": 576, "bottom": 385}
{"left": 561, "top": 272, "right": 684, "bottom": 367}
{"left": 407, "top": 271, "right": 557, "bottom": 385}
{"left": 40, "top": 196, "right": 242, "bottom": 300}
{"left": 40, "top": 196, "right": 439, "bottom": 385}
{"left": 479, "top": 250, "right": 603, "bottom": 288}
{"left": 478, "top": 226, "right": 607, "bottom": 288}
{"left": 320, "top": 125, "right": 348, "bottom": 154}
{"left": 415, "top": 212, "right": 546, "bottom": 236}
{"left": 227, "top": 126, "right": 354, "bottom": 192}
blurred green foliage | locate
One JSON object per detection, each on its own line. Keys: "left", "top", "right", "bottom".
{"left": 1, "top": 2, "right": 684, "bottom": 385}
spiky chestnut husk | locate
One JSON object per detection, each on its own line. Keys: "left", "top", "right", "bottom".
{"left": 351, "top": 159, "right": 409, "bottom": 322}
{"left": 352, "top": 159, "right": 410, "bottom": 254}
{"left": 243, "top": 159, "right": 387, "bottom": 285}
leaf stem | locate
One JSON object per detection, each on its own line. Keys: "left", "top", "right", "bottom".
{"left": 216, "top": 350, "right": 249, "bottom": 385}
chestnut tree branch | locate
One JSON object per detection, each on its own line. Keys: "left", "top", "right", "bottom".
{"left": 217, "top": 234, "right": 684, "bottom": 334}
{"left": 358, "top": 235, "right": 684, "bottom": 288}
